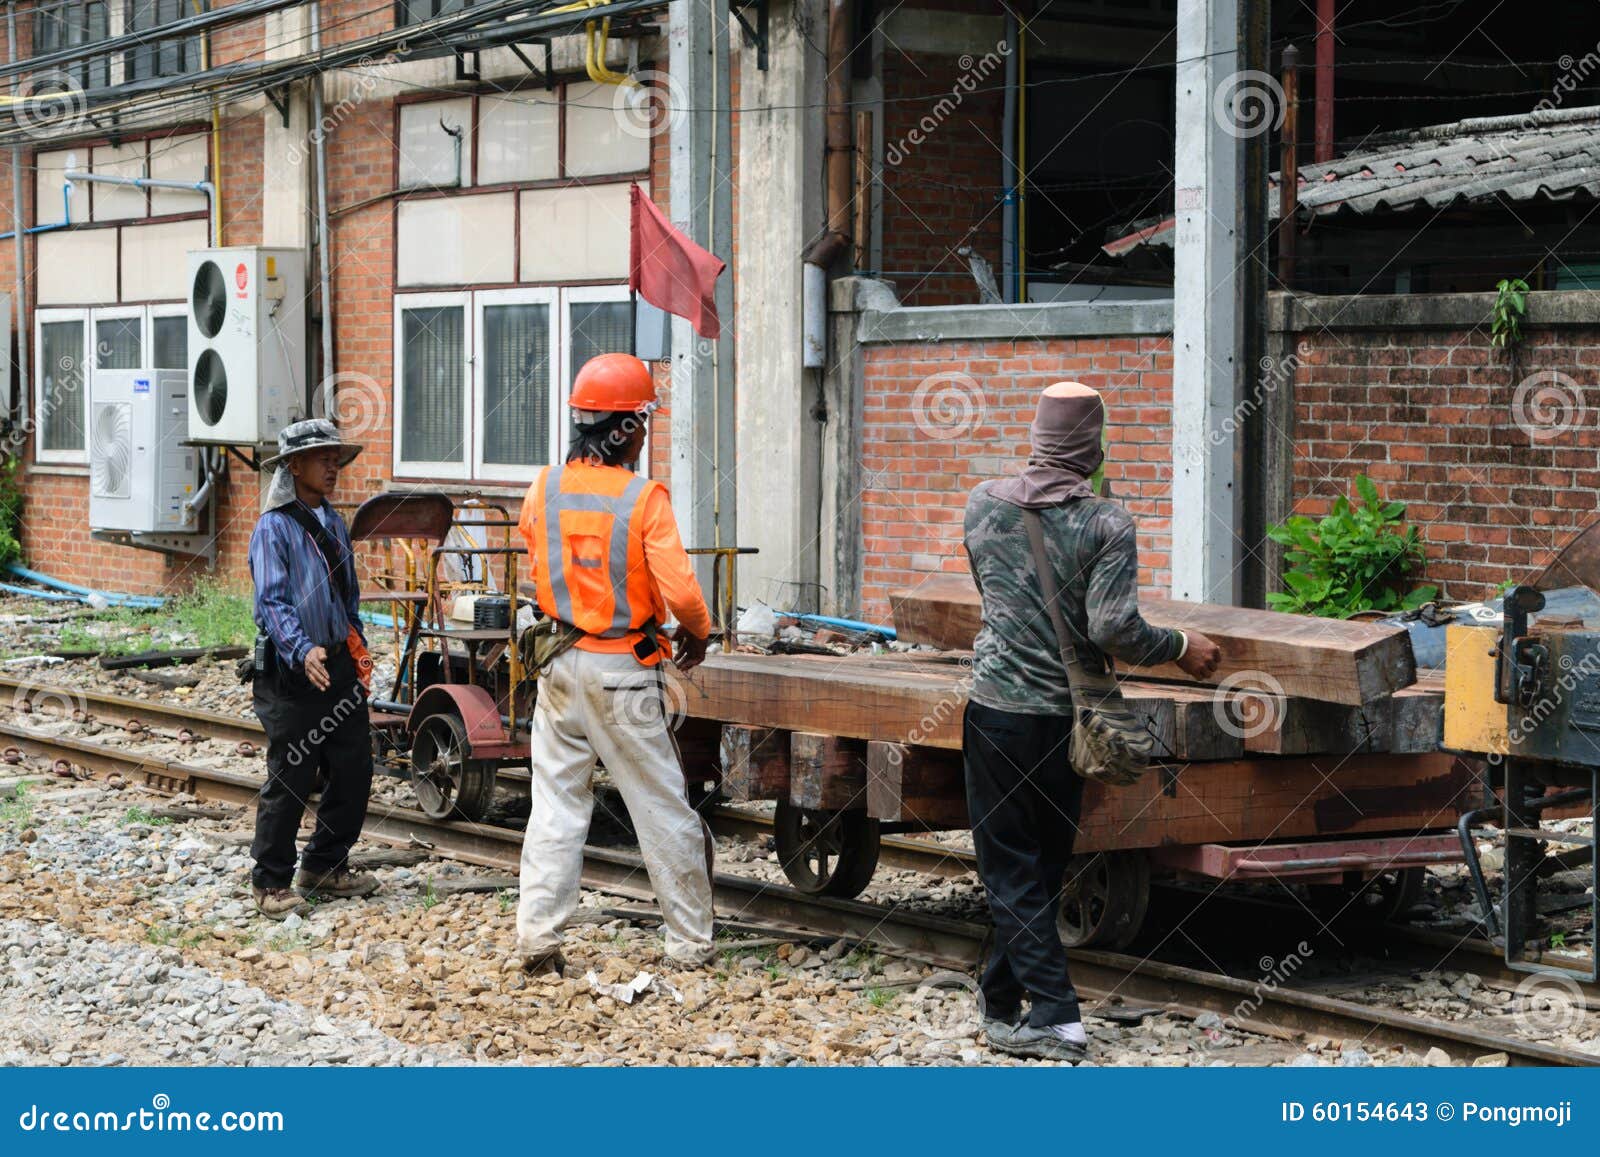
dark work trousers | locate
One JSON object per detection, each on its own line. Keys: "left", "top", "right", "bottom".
{"left": 963, "top": 699, "right": 1085, "bottom": 1027}
{"left": 250, "top": 647, "right": 374, "bottom": 890}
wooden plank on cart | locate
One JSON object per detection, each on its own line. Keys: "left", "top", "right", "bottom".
{"left": 684, "top": 655, "right": 1239, "bottom": 755}
{"left": 888, "top": 576, "right": 1416, "bottom": 704}
{"left": 790, "top": 732, "right": 869, "bottom": 811}
{"left": 866, "top": 742, "right": 969, "bottom": 828}
{"left": 719, "top": 724, "right": 790, "bottom": 802}
{"left": 1073, "top": 753, "right": 1471, "bottom": 852}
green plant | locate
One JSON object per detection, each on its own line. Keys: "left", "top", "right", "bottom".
{"left": 1491, "top": 277, "right": 1529, "bottom": 349}
{"left": 418, "top": 878, "right": 439, "bottom": 910}
{"left": 862, "top": 986, "right": 897, "bottom": 1009}
{"left": 0, "top": 782, "right": 36, "bottom": 828}
{"left": 169, "top": 580, "right": 255, "bottom": 650}
{"left": 0, "top": 457, "right": 21, "bottom": 567}
{"left": 122, "top": 806, "right": 171, "bottom": 827}
{"left": 496, "top": 888, "right": 516, "bottom": 914}
{"left": 1267, "top": 475, "right": 1437, "bottom": 619}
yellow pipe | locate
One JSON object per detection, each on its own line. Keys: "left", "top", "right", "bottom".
{"left": 586, "top": 15, "right": 635, "bottom": 86}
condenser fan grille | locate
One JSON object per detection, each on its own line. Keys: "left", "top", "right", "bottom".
{"left": 193, "top": 349, "right": 228, "bottom": 426}
{"left": 90, "top": 402, "right": 132, "bottom": 499}
{"left": 191, "top": 260, "right": 228, "bottom": 339}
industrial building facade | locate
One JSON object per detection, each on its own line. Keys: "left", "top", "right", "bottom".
{"left": 6, "top": 0, "right": 1600, "bottom": 622}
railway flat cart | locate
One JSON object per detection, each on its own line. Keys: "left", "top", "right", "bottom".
{"left": 351, "top": 490, "right": 534, "bottom": 823}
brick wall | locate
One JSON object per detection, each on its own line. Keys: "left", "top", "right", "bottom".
{"left": 858, "top": 334, "right": 1175, "bottom": 622}
{"left": 878, "top": 49, "right": 1005, "bottom": 308}
{"left": 10, "top": 13, "right": 683, "bottom": 599}
{"left": 1290, "top": 323, "right": 1600, "bottom": 601}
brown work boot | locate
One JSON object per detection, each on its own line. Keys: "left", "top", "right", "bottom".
{"left": 293, "top": 866, "right": 380, "bottom": 900}
{"left": 253, "top": 886, "right": 306, "bottom": 921}
{"left": 503, "top": 948, "right": 567, "bottom": 977}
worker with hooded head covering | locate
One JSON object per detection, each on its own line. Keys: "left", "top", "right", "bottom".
{"left": 961, "top": 383, "right": 1221, "bottom": 1062}
{"left": 246, "top": 418, "right": 377, "bottom": 920}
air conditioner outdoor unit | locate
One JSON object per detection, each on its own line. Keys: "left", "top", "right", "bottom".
{"left": 88, "top": 369, "right": 200, "bottom": 534}
{"left": 186, "top": 246, "right": 306, "bottom": 445}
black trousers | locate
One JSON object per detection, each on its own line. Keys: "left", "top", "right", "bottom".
{"left": 963, "top": 699, "right": 1085, "bottom": 1027}
{"left": 250, "top": 648, "right": 374, "bottom": 890}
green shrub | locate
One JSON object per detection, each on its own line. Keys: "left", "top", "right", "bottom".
{"left": 0, "top": 456, "right": 22, "bottom": 566}
{"left": 1267, "top": 475, "right": 1437, "bottom": 619}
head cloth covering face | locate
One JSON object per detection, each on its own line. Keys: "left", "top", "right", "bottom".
{"left": 987, "top": 383, "right": 1106, "bottom": 509}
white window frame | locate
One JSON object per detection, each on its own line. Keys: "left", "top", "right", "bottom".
{"left": 148, "top": 303, "right": 188, "bottom": 370}
{"left": 33, "top": 307, "right": 89, "bottom": 465}
{"left": 473, "top": 286, "right": 558, "bottom": 483}
{"left": 560, "top": 284, "right": 636, "bottom": 467}
{"left": 90, "top": 304, "right": 144, "bottom": 369}
{"left": 393, "top": 291, "right": 472, "bottom": 480}
{"left": 394, "top": 286, "right": 640, "bottom": 484}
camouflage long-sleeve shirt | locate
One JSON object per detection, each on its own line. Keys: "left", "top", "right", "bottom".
{"left": 962, "top": 480, "right": 1185, "bottom": 715}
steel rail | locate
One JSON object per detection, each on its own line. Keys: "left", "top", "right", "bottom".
{"left": 0, "top": 721, "right": 1590, "bottom": 1067}
{"left": 0, "top": 675, "right": 977, "bottom": 876}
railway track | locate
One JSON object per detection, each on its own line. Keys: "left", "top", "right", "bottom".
{"left": 0, "top": 713, "right": 1594, "bottom": 1066}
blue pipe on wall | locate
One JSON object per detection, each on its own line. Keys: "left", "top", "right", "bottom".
{"left": 0, "top": 184, "right": 71, "bottom": 241}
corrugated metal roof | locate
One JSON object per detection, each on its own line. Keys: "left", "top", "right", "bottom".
{"left": 1101, "top": 104, "right": 1600, "bottom": 255}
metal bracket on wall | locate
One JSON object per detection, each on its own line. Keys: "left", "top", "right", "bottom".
{"left": 508, "top": 38, "right": 555, "bottom": 90}
{"left": 455, "top": 48, "right": 481, "bottom": 82}
{"left": 266, "top": 87, "right": 291, "bottom": 129}
{"left": 731, "top": 0, "right": 769, "bottom": 71}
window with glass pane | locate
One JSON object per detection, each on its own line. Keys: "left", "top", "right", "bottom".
{"left": 127, "top": 0, "right": 206, "bottom": 81}
{"left": 35, "top": 1, "right": 111, "bottom": 91}
{"left": 96, "top": 317, "right": 142, "bottom": 369}
{"left": 152, "top": 316, "right": 186, "bottom": 369}
{"left": 396, "top": 0, "right": 473, "bottom": 26}
{"left": 481, "top": 303, "right": 552, "bottom": 468}
{"left": 568, "top": 301, "right": 633, "bottom": 384}
{"left": 400, "top": 306, "right": 465, "bottom": 466}
{"left": 39, "top": 320, "right": 85, "bottom": 453}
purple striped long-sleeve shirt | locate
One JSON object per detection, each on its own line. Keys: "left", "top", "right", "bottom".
{"left": 248, "top": 500, "right": 362, "bottom": 669}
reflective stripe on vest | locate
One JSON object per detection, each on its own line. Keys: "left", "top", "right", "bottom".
{"left": 541, "top": 465, "right": 652, "bottom": 638}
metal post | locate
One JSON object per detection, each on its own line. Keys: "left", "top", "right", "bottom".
{"left": 668, "top": 0, "right": 735, "bottom": 592}
{"left": 1314, "top": 0, "right": 1334, "bottom": 163}
{"left": 1277, "top": 44, "right": 1299, "bottom": 288}
{"left": 6, "top": 3, "right": 26, "bottom": 442}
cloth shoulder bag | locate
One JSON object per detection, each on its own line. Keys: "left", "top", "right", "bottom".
{"left": 1022, "top": 507, "right": 1154, "bottom": 787}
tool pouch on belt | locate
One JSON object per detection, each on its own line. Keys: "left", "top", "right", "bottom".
{"left": 519, "top": 617, "right": 586, "bottom": 671}
{"left": 1023, "top": 509, "right": 1153, "bottom": 787}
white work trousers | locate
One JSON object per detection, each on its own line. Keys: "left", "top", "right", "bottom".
{"left": 515, "top": 646, "right": 715, "bottom": 962}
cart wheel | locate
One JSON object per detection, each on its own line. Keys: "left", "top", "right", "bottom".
{"left": 1308, "top": 866, "right": 1425, "bottom": 925}
{"left": 409, "top": 713, "right": 497, "bottom": 822}
{"left": 1057, "top": 851, "right": 1151, "bottom": 950}
{"left": 774, "top": 800, "right": 881, "bottom": 898}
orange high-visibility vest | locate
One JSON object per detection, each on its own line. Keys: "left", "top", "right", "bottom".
{"left": 524, "top": 463, "right": 662, "bottom": 645}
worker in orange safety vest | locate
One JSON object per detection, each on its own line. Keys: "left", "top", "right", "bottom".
{"left": 509, "top": 352, "right": 715, "bottom": 975}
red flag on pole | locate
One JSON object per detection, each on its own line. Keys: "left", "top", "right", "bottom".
{"left": 629, "top": 183, "right": 725, "bottom": 340}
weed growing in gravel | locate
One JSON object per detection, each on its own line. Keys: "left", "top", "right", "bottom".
{"left": 496, "top": 889, "right": 515, "bottom": 914}
{"left": 145, "top": 924, "right": 178, "bottom": 947}
{"left": 862, "top": 986, "right": 898, "bottom": 1009}
{"left": 0, "top": 782, "right": 36, "bottom": 828}
{"left": 54, "top": 579, "right": 254, "bottom": 655}
{"left": 122, "top": 806, "right": 172, "bottom": 827}
{"left": 418, "top": 879, "right": 439, "bottom": 910}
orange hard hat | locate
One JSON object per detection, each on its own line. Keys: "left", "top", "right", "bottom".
{"left": 569, "top": 353, "right": 657, "bottom": 413}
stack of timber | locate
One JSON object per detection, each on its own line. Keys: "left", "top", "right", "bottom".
{"left": 672, "top": 576, "right": 1440, "bottom": 842}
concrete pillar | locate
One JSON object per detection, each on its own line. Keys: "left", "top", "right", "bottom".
{"left": 732, "top": 0, "right": 825, "bottom": 609}
{"left": 1171, "top": 0, "right": 1246, "bottom": 605}
{"left": 820, "top": 277, "right": 899, "bottom": 617}
{"left": 669, "top": 0, "right": 736, "bottom": 591}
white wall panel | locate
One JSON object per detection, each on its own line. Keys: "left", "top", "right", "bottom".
{"left": 149, "top": 134, "right": 211, "bottom": 217}
{"left": 35, "top": 149, "right": 77, "bottom": 226}
{"left": 120, "top": 219, "right": 210, "bottom": 302}
{"left": 518, "top": 183, "right": 631, "bottom": 281}
{"left": 564, "top": 80, "right": 650, "bottom": 177}
{"left": 399, "top": 97, "right": 474, "bottom": 188}
{"left": 396, "top": 193, "right": 516, "bottom": 286}
{"left": 36, "top": 230, "right": 118, "bottom": 305}
{"left": 91, "top": 144, "right": 147, "bottom": 222}
{"left": 478, "top": 93, "right": 559, "bottom": 185}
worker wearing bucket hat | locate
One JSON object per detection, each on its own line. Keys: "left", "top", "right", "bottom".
{"left": 246, "top": 419, "right": 377, "bottom": 920}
